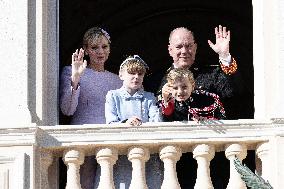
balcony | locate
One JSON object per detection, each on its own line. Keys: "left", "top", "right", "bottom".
{"left": 1, "top": 119, "right": 283, "bottom": 189}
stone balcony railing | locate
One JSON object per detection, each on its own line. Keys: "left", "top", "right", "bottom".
{"left": 1, "top": 119, "right": 284, "bottom": 189}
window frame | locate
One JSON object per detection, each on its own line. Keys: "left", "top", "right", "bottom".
{"left": 40, "top": 0, "right": 281, "bottom": 125}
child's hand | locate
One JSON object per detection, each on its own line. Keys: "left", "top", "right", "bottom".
{"left": 162, "top": 82, "right": 173, "bottom": 102}
{"left": 126, "top": 116, "right": 142, "bottom": 126}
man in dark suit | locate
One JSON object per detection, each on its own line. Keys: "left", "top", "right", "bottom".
{"left": 151, "top": 25, "right": 252, "bottom": 122}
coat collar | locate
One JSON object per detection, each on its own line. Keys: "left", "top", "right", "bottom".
{"left": 119, "top": 86, "right": 144, "bottom": 100}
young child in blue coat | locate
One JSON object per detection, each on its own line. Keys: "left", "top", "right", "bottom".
{"left": 105, "top": 55, "right": 161, "bottom": 125}
{"left": 102, "top": 55, "right": 163, "bottom": 189}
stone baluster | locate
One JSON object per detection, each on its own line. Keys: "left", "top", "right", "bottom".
{"left": 225, "top": 144, "right": 247, "bottom": 189}
{"left": 63, "top": 149, "right": 85, "bottom": 189}
{"left": 128, "top": 146, "right": 150, "bottom": 189}
{"left": 256, "top": 142, "right": 270, "bottom": 181}
{"left": 40, "top": 151, "right": 53, "bottom": 189}
{"left": 96, "top": 147, "right": 118, "bottom": 189}
{"left": 159, "top": 145, "right": 182, "bottom": 189}
{"left": 193, "top": 144, "right": 215, "bottom": 189}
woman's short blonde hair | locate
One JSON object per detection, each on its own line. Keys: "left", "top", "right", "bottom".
{"left": 82, "top": 27, "right": 111, "bottom": 48}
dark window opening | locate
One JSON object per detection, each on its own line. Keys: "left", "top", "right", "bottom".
{"left": 59, "top": 0, "right": 253, "bottom": 124}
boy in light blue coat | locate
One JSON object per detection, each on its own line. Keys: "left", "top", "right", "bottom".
{"left": 105, "top": 55, "right": 161, "bottom": 125}
{"left": 101, "top": 55, "right": 163, "bottom": 189}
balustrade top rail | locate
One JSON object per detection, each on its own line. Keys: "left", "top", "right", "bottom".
{"left": 0, "top": 119, "right": 284, "bottom": 155}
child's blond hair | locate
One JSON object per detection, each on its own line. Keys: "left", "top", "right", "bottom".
{"left": 167, "top": 68, "right": 195, "bottom": 86}
{"left": 119, "top": 55, "right": 148, "bottom": 75}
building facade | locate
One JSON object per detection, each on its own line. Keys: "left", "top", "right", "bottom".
{"left": 0, "top": 0, "right": 284, "bottom": 188}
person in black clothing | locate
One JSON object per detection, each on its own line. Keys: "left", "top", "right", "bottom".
{"left": 160, "top": 68, "right": 225, "bottom": 122}
{"left": 158, "top": 25, "right": 242, "bottom": 110}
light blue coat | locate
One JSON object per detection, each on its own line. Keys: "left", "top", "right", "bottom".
{"left": 105, "top": 86, "right": 161, "bottom": 124}
{"left": 102, "top": 87, "right": 163, "bottom": 189}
